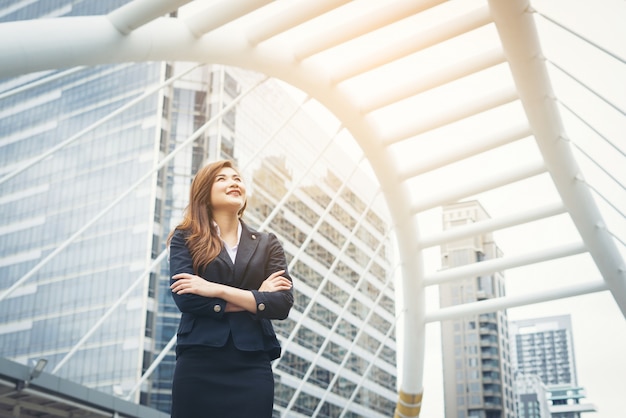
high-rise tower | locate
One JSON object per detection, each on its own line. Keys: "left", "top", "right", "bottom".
{"left": 439, "top": 201, "right": 517, "bottom": 418}
{"left": 510, "top": 315, "right": 597, "bottom": 418}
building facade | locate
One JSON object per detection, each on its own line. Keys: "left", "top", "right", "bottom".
{"left": 439, "top": 201, "right": 517, "bottom": 418}
{"left": 0, "top": 0, "right": 163, "bottom": 403}
{"left": 510, "top": 315, "right": 597, "bottom": 418}
{"left": 515, "top": 374, "right": 551, "bottom": 418}
{"left": 0, "top": 3, "right": 398, "bottom": 417}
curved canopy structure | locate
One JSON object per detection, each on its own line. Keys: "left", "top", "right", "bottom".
{"left": 1, "top": 0, "right": 624, "bottom": 417}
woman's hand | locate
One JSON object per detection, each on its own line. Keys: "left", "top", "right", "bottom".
{"left": 171, "top": 273, "right": 223, "bottom": 297}
{"left": 259, "top": 270, "right": 292, "bottom": 292}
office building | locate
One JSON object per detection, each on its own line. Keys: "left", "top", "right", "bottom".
{"left": 0, "top": 0, "right": 164, "bottom": 404}
{"left": 515, "top": 374, "right": 551, "bottom": 418}
{"left": 0, "top": 4, "right": 397, "bottom": 418}
{"left": 510, "top": 315, "right": 597, "bottom": 418}
{"left": 439, "top": 201, "right": 517, "bottom": 418}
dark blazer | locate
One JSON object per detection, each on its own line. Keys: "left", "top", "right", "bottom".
{"left": 169, "top": 221, "right": 293, "bottom": 360}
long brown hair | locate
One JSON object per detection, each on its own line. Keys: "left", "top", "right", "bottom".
{"left": 168, "top": 160, "right": 247, "bottom": 273}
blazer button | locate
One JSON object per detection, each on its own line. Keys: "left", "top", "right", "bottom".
{"left": 214, "top": 304, "right": 222, "bottom": 313}
{"left": 258, "top": 303, "right": 266, "bottom": 311}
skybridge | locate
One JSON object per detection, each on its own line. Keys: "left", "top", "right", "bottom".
{"left": 0, "top": 1, "right": 624, "bottom": 417}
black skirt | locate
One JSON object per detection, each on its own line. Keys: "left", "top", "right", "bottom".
{"left": 171, "top": 338, "right": 274, "bottom": 418}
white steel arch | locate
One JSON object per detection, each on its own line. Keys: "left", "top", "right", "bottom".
{"left": 1, "top": 1, "right": 624, "bottom": 417}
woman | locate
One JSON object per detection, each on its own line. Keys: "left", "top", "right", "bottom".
{"left": 168, "top": 159, "right": 293, "bottom": 418}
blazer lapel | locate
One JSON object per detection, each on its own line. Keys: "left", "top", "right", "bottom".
{"left": 233, "top": 223, "right": 259, "bottom": 286}
{"left": 216, "top": 246, "right": 233, "bottom": 268}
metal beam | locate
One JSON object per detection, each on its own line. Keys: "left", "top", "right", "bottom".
{"left": 418, "top": 201, "right": 566, "bottom": 249}
{"left": 183, "top": 0, "right": 273, "bottom": 37}
{"left": 423, "top": 241, "right": 588, "bottom": 287}
{"left": 294, "top": 0, "right": 447, "bottom": 61}
{"left": 488, "top": 0, "right": 626, "bottom": 317}
{"left": 382, "top": 85, "right": 519, "bottom": 146}
{"left": 330, "top": 5, "right": 493, "bottom": 83}
{"left": 247, "top": 0, "right": 352, "bottom": 46}
{"left": 410, "top": 159, "right": 546, "bottom": 215}
{"left": 107, "top": 0, "right": 192, "bottom": 34}
{"left": 0, "top": 17, "right": 203, "bottom": 78}
{"left": 360, "top": 47, "right": 507, "bottom": 114}
{"left": 425, "top": 280, "right": 609, "bottom": 323}
{"left": 397, "top": 123, "right": 531, "bottom": 181}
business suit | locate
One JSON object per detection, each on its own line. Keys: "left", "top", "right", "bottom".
{"left": 169, "top": 220, "right": 293, "bottom": 418}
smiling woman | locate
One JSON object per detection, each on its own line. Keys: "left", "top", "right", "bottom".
{"left": 166, "top": 159, "right": 294, "bottom": 418}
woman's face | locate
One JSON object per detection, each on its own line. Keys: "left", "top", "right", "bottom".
{"left": 210, "top": 166, "right": 247, "bottom": 214}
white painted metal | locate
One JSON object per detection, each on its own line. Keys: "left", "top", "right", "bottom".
{"left": 423, "top": 241, "right": 588, "bottom": 286}
{"left": 397, "top": 123, "right": 532, "bottom": 181}
{"left": 488, "top": 0, "right": 626, "bottom": 316}
{"left": 107, "top": 0, "right": 192, "bottom": 34}
{"left": 382, "top": 86, "right": 519, "bottom": 146}
{"left": 330, "top": 4, "right": 493, "bottom": 83}
{"left": 184, "top": 0, "right": 273, "bottom": 37}
{"left": 418, "top": 201, "right": 566, "bottom": 249}
{"left": 410, "top": 159, "right": 547, "bottom": 214}
{"left": 247, "top": 0, "right": 352, "bottom": 46}
{"left": 425, "top": 280, "right": 609, "bottom": 323}
{"left": 294, "top": 0, "right": 447, "bottom": 61}
{"left": 0, "top": 1, "right": 624, "bottom": 416}
{"left": 360, "top": 47, "right": 507, "bottom": 114}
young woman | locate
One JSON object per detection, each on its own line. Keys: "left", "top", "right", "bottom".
{"left": 168, "top": 159, "right": 293, "bottom": 418}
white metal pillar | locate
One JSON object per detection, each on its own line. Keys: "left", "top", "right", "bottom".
{"left": 488, "top": 0, "right": 626, "bottom": 316}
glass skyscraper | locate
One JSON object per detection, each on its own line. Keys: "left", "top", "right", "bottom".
{"left": 0, "top": 2, "right": 397, "bottom": 417}
{"left": 0, "top": 0, "right": 164, "bottom": 401}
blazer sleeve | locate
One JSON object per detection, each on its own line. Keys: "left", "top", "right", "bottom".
{"left": 250, "top": 232, "right": 294, "bottom": 320}
{"left": 169, "top": 229, "right": 226, "bottom": 317}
